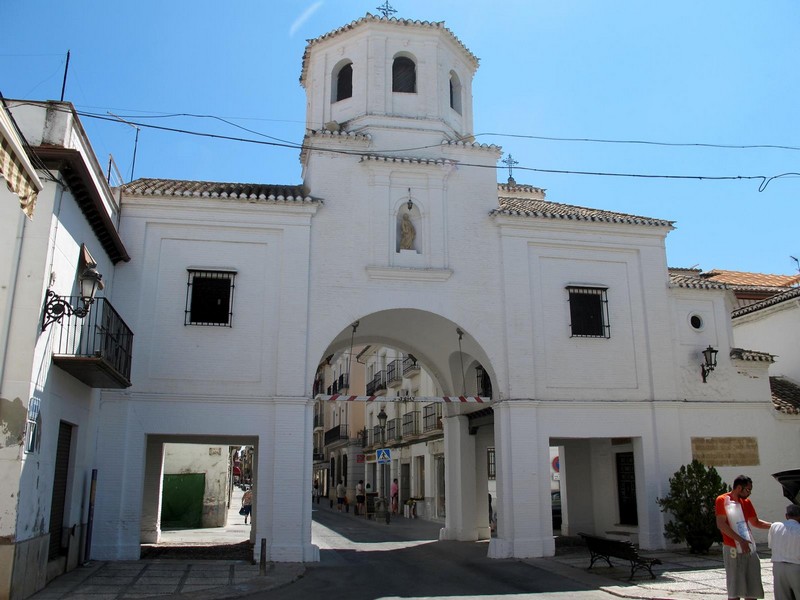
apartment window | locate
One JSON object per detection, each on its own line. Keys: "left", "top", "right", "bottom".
{"left": 487, "top": 447, "right": 496, "bottom": 480}
{"left": 392, "top": 56, "right": 416, "bottom": 93}
{"left": 24, "top": 397, "right": 41, "bottom": 454}
{"left": 185, "top": 270, "right": 236, "bottom": 326}
{"left": 567, "top": 285, "right": 610, "bottom": 338}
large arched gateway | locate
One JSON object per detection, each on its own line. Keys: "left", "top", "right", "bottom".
{"left": 87, "top": 12, "right": 798, "bottom": 565}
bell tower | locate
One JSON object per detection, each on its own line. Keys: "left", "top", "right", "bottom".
{"left": 299, "top": 13, "right": 479, "bottom": 149}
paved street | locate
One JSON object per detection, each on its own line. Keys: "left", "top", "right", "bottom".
{"left": 31, "top": 490, "right": 777, "bottom": 600}
{"left": 257, "top": 501, "right": 621, "bottom": 600}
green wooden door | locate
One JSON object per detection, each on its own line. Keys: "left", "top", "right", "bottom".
{"left": 161, "top": 473, "right": 205, "bottom": 528}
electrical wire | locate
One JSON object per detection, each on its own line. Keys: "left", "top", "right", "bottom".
{"left": 7, "top": 101, "right": 795, "bottom": 192}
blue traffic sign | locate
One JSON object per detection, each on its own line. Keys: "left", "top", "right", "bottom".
{"left": 377, "top": 448, "right": 391, "bottom": 464}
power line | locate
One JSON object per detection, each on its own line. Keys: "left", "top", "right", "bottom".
{"left": 474, "top": 132, "right": 800, "bottom": 153}
{"left": 13, "top": 102, "right": 794, "bottom": 192}
{"left": 72, "top": 110, "right": 795, "bottom": 191}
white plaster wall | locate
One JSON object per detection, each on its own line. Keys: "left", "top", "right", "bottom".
{"left": 163, "top": 444, "right": 229, "bottom": 527}
{"left": 734, "top": 301, "right": 800, "bottom": 381}
{"left": 304, "top": 20, "right": 474, "bottom": 137}
{"left": 112, "top": 197, "right": 316, "bottom": 399}
{"left": 92, "top": 394, "right": 317, "bottom": 562}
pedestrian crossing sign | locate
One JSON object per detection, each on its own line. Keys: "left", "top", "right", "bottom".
{"left": 377, "top": 448, "right": 391, "bottom": 464}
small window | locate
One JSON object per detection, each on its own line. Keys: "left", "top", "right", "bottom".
{"left": 689, "top": 314, "right": 704, "bottom": 330}
{"left": 567, "top": 285, "right": 610, "bottom": 338}
{"left": 449, "top": 71, "right": 462, "bottom": 114}
{"left": 335, "top": 63, "right": 353, "bottom": 101}
{"left": 185, "top": 270, "right": 236, "bottom": 326}
{"left": 24, "top": 397, "right": 41, "bottom": 454}
{"left": 392, "top": 56, "right": 416, "bottom": 93}
{"left": 487, "top": 447, "right": 496, "bottom": 480}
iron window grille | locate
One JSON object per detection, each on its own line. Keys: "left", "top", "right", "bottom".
{"left": 392, "top": 56, "right": 416, "bottom": 93}
{"left": 487, "top": 447, "right": 496, "bottom": 480}
{"left": 185, "top": 270, "right": 236, "bottom": 326}
{"left": 567, "top": 285, "right": 610, "bottom": 338}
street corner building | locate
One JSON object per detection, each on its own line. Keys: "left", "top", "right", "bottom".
{"left": 1, "top": 11, "right": 799, "bottom": 600}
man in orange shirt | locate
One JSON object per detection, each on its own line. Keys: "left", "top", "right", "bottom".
{"left": 715, "top": 475, "right": 772, "bottom": 600}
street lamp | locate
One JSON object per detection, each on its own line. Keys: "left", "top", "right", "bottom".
{"left": 700, "top": 345, "right": 718, "bottom": 383}
{"left": 42, "top": 267, "right": 104, "bottom": 331}
{"left": 377, "top": 407, "right": 387, "bottom": 498}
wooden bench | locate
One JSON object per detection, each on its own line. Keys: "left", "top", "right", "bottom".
{"left": 578, "top": 533, "right": 662, "bottom": 580}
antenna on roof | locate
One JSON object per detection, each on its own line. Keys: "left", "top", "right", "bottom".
{"left": 376, "top": 1, "right": 397, "bottom": 18}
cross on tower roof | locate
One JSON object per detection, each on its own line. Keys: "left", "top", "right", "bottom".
{"left": 376, "top": 1, "right": 397, "bottom": 18}
{"left": 502, "top": 154, "right": 519, "bottom": 184}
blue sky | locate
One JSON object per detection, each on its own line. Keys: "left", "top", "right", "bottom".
{"left": 3, "top": 1, "right": 798, "bottom": 275}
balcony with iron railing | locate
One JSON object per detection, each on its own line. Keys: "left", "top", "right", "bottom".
{"left": 402, "top": 411, "right": 421, "bottom": 437}
{"left": 324, "top": 424, "right": 349, "bottom": 446}
{"left": 313, "top": 448, "right": 325, "bottom": 462}
{"left": 402, "top": 356, "right": 419, "bottom": 377}
{"left": 423, "top": 403, "right": 443, "bottom": 432}
{"left": 365, "top": 370, "right": 387, "bottom": 396}
{"left": 313, "top": 412, "right": 324, "bottom": 429}
{"left": 47, "top": 297, "right": 133, "bottom": 388}
{"left": 386, "top": 417, "right": 402, "bottom": 441}
{"left": 386, "top": 359, "right": 402, "bottom": 387}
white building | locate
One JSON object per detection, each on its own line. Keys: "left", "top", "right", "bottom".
{"left": 1, "top": 101, "right": 131, "bottom": 600}
{"left": 3, "top": 12, "right": 800, "bottom": 599}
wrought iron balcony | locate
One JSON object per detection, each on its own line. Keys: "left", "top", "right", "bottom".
{"left": 314, "top": 413, "right": 324, "bottom": 429}
{"left": 386, "top": 417, "right": 402, "bottom": 441}
{"left": 402, "top": 411, "right": 421, "bottom": 436}
{"left": 324, "top": 424, "right": 349, "bottom": 446}
{"left": 48, "top": 296, "right": 133, "bottom": 388}
{"left": 386, "top": 359, "right": 402, "bottom": 386}
{"left": 423, "top": 403, "right": 443, "bottom": 432}
{"left": 365, "top": 370, "right": 387, "bottom": 396}
{"left": 403, "top": 356, "right": 420, "bottom": 376}
{"left": 313, "top": 448, "right": 325, "bottom": 462}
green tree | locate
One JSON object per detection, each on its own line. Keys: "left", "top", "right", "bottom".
{"left": 657, "top": 460, "right": 730, "bottom": 554}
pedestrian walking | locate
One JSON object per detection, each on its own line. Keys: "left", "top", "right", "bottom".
{"left": 715, "top": 474, "right": 772, "bottom": 600}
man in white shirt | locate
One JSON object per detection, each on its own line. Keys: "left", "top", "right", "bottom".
{"left": 768, "top": 504, "right": 800, "bottom": 600}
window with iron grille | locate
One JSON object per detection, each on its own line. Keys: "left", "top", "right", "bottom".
{"left": 392, "top": 56, "right": 416, "bottom": 93}
{"left": 566, "top": 285, "right": 610, "bottom": 338}
{"left": 185, "top": 270, "right": 236, "bottom": 326}
{"left": 487, "top": 447, "right": 496, "bottom": 480}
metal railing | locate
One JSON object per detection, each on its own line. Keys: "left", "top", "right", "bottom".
{"left": 402, "top": 411, "right": 421, "bottom": 436}
{"left": 386, "top": 417, "right": 402, "bottom": 441}
{"left": 366, "top": 370, "right": 387, "bottom": 395}
{"left": 423, "top": 403, "right": 443, "bottom": 432}
{"left": 49, "top": 296, "right": 133, "bottom": 385}
{"left": 403, "top": 356, "right": 419, "bottom": 376}
{"left": 387, "top": 359, "right": 402, "bottom": 385}
{"left": 324, "top": 424, "right": 349, "bottom": 445}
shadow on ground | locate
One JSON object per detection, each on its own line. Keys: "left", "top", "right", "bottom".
{"left": 140, "top": 540, "right": 254, "bottom": 560}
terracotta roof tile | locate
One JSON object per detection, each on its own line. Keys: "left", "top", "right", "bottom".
{"left": 668, "top": 271, "right": 729, "bottom": 290}
{"left": 301, "top": 13, "right": 479, "bottom": 86}
{"left": 732, "top": 286, "right": 800, "bottom": 318}
{"left": 491, "top": 196, "right": 674, "bottom": 228}
{"left": 121, "top": 178, "right": 316, "bottom": 203}
{"left": 729, "top": 347, "right": 775, "bottom": 363}
{"left": 771, "top": 377, "right": 800, "bottom": 414}
{"left": 701, "top": 269, "right": 800, "bottom": 288}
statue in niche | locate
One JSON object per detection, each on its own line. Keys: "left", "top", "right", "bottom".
{"left": 399, "top": 213, "right": 416, "bottom": 251}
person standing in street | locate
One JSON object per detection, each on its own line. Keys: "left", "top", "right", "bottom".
{"left": 241, "top": 488, "right": 253, "bottom": 525}
{"left": 356, "top": 480, "right": 365, "bottom": 516}
{"left": 390, "top": 478, "right": 399, "bottom": 515}
{"left": 768, "top": 504, "right": 800, "bottom": 600}
{"left": 715, "top": 475, "right": 772, "bottom": 600}
{"left": 336, "top": 479, "right": 346, "bottom": 512}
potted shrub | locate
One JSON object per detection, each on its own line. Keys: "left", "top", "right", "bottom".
{"left": 657, "top": 460, "right": 729, "bottom": 553}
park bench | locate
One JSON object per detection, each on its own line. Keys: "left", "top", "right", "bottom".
{"left": 578, "top": 533, "right": 662, "bottom": 580}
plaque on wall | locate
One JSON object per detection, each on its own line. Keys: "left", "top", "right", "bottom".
{"left": 691, "top": 437, "right": 760, "bottom": 467}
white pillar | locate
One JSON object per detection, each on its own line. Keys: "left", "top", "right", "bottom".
{"left": 254, "top": 400, "right": 319, "bottom": 562}
{"left": 139, "top": 438, "right": 164, "bottom": 544}
{"left": 439, "top": 414, "right": 478, "bottom": 541}
{"left": 488, "top": 400, "right": 553, "bottom": 559}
